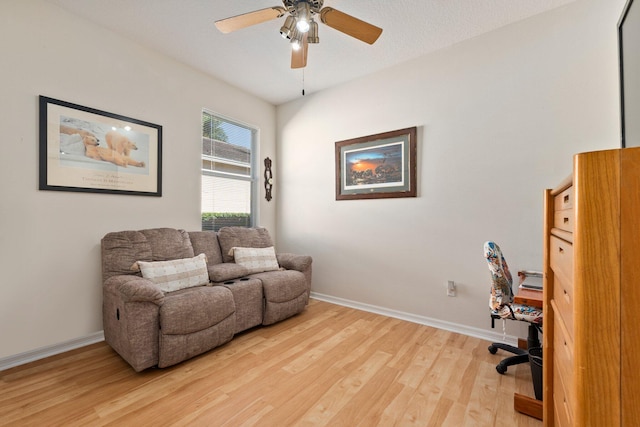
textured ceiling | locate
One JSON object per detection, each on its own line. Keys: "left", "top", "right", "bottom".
{"left": 46, "top": 0, "right": 577, "bottom": 105}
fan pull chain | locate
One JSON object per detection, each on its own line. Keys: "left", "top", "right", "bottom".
{"left": 302, "top": 69, "right": 305, "bottom": 96}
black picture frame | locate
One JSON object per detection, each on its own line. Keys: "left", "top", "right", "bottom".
{"left": 39, "top": 96, "right": 162, "bottom": 196}
{"left": 619, "top": 0, "right": 639, "bottom": 148}
{"left": 335, "top": 127, "right": 417, "bottom": 200}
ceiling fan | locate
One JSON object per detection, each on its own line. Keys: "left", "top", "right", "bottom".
{"left": 214, "top": 0, "right": 383, "bottom": 69}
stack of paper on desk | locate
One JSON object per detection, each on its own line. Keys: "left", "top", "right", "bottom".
{"left": 519, "top": 272, "right": 543, "bottom": 290}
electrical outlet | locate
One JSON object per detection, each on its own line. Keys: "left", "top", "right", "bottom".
{"left": 447, "top": 280, "right": 456, "bottom": 297}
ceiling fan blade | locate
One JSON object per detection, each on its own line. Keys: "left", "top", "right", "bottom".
{"left": 291, "top": 35, "right": 308, "bottom": 69}
{"left": 215, "top": 6, "right": 286, "bottom": 34}
{"left": 319, "top": 7, "right": 382, "bottom": 45}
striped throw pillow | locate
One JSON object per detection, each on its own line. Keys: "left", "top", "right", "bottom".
{"left": 230, "top": 246, "right": 280, "bottom": 274}
{"left": 137, "top": 253, "right": 209, "bottom": 293}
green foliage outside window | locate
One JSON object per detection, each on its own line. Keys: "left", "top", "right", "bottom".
{"left": 202, "top": 113, "right": 228, "bottom": 142}
{"left": 201, "top": 212, "right": 251, "bottom": 231}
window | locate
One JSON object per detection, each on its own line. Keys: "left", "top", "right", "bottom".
{"left": 201, "top": 110, "right": 257, "bottom": 231}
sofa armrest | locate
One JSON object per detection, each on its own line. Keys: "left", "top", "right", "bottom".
{"left": 104, "top": 275, "right": 165, "bottom": 305}
{"left": 209, "top": 262, "right": 250, "bottom": 283}
{"left": 277, "top": 253, "right": 312, "bottom": 272}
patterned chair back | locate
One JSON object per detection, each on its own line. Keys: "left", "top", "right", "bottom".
{"left": 484, "top": 241, "right": 543, "bottom": 324}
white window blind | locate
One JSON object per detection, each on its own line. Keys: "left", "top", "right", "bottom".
{"left": 201, "top": 111, "right": 256, "bottom": 231}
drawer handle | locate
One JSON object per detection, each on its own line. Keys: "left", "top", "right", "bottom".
{"left": 563, "top": 217, "right": 569, "bottom": 224}
{"left": 559, "top": 247, "right": 564, "bottom": 254}
{"left": 564, "top": 194, "right": 570, "bottom": 204}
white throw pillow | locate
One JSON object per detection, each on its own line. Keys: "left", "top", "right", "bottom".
{"left": 137, "top": 253, "right": 209, "bottom": 293}
{"left": 230, "top": 246, "right": 279, "bottom": 274}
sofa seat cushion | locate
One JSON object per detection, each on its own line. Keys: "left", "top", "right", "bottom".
{"left": 250, "top": 270, "right": 307, "bottom": 302}
{"left": 160, "top": 286, "right": 235, "bottom": 335}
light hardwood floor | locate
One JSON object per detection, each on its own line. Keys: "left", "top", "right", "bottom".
{"left": 0, "top": 299, "right": 541, "bottom": 426}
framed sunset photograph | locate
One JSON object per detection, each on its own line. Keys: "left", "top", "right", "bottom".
{"left": 335, "top": 127, "right": 417, "bottom": 200}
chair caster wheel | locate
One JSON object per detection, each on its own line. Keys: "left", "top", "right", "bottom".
{"left": 496, "top": 363, "right": 507, "bottom": 375}
{"left": 488, "top": 345, "right": 498, "bottom": 354}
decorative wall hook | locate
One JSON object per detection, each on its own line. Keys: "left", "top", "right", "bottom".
{"left": 264, "top": 157, "right": 273, "bottom": 201}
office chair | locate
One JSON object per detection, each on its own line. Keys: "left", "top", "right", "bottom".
{"left": 483, "top": 241, "right": 543, "bottom": 374}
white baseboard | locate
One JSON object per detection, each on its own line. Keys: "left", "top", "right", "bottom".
{"left": 310, "top": 292, "right": 518, "bottom": 346}
{"left": 0, "top": 331, "right": 105, "bottom": 371}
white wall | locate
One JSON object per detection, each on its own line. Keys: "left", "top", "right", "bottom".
{"left": 0, "top": 0, "right": 627, "bottom": 362}
{"left": 276, "top": 0, "right": 625, "bottom": 337}
{"left": 0, "top": 0, "right": 276, "bottom": 360}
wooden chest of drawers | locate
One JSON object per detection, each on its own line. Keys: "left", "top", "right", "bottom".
{"left": 542, "top": 147, "right": 640, "bottom": 426}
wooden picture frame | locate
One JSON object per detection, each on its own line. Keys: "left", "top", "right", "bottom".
{"left": 39, "top": 96, "right": 162, "bottom": 196}
{"left": 335, "top": 127, "right": 417, "bottom": 200}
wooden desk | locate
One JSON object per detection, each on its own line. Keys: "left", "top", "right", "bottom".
{"left": 513, "top": 286, "right": 543, "bottom": 420}
{"left": 514, "top": 287, "right": 543, "bottom": 308}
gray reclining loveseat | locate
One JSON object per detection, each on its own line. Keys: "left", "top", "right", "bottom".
{"left": 101, "top": 226, "right": 312, "bottom": 372}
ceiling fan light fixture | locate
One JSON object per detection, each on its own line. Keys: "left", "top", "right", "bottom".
{"left": 296, "top": 19, "right": 310, "bottom": 33}
{"left": 279, "top": 15, "right": 296, "bottom": 39}
{"left": 290, "top": 28, "right": 303, "bottom": 51}
{"left": 295, "top": 2, "right": 311, "bottom": 33}
{"left": 216, "top": 0, "right": 383, "bottom": 70}
{"left": 307, "top": 19, "right": 319, "bottom": 43}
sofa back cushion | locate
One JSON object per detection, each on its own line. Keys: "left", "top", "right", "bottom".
{"left": 140, "top": 228, "right": 194, "bottom": 261}
{"left": 188, "top": 231, "right": 224, "bottom": 265}
{"left": 102, "top": 230, "right": 152, "bottom": 281}
{"left": 101, "top": 228, "right": 195, "bottom": 281}
{"left": 218, "top": 227, "right": 274, "bottom": 263}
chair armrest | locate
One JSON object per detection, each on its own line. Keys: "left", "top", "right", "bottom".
{"left": 104, "top": 275, "right": 164, "bottom": 305}
{"left": 277, "top": 253, "right": 312, "bottom": 272}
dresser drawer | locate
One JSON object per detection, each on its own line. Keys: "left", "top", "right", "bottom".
{"left": 550, "top": 236, "right": 574, "bottom": 285}
{"left": 553, "top": 364, "right": 574, "bottom": 427}
{"left": 554, "top": 186, "right": 574, "bottom": 211}
{"left": 553, "top": 311, "right": 574, "bottom": 418}
{"left": 553, "top": 209, "right": 574, "bottom": 233}
{"left": 553, "top": 274, "right": 574, "bottom": 340}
